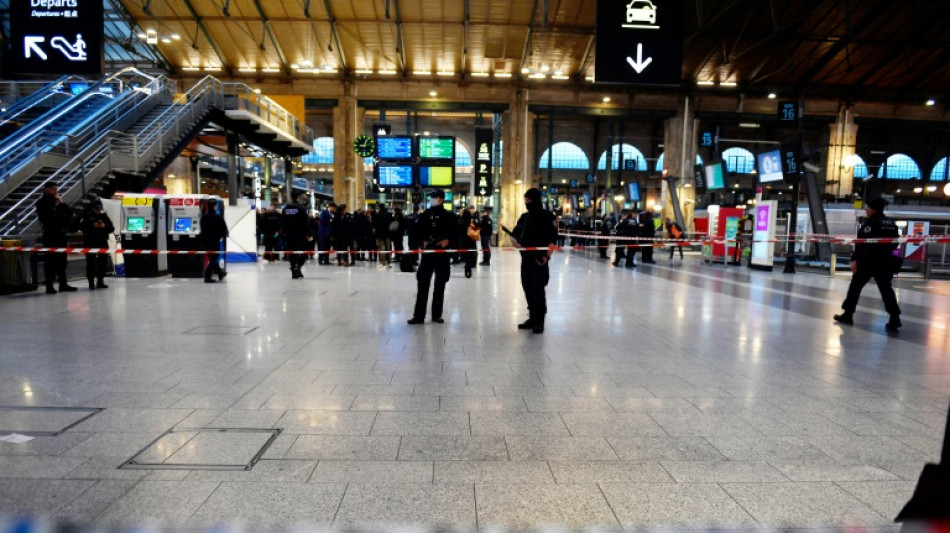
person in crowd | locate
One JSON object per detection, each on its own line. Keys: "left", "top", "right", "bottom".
{"left": 599, "top": 214, "right": 612, "bottom": 259}
{"left": 406, "top": 205, "right": 421, "bottom": 265}
{"left": 259, "top": 204, "right": 282, "bottom": 262}
{"left": 373, "top": 204, "right": 394, "bottom": 268}
{"left": 479, "top": 207, "right": 493, "bottom": 266}
{"left": 281, "top": 191, "right": 312, "bottom": 279}
{"left": 332, "top": 203, "right": 352, "bottom": 266}
{"left": 665, "top": 217, "right": 685, "bottom": 260}
{"left": 352, "top": 209, "right": 373, "bottom": 262}
{"left": 834, "top": 197, "right": 903, "bottom": 330}
{"left": 80, "top": 199, "right": 115, "bottom": 290}
{"left": 508, "top": 188, "right": 558, "bottom": 334}
{"left": 459, "top": 205, "right": 478, "bottom": 278}
{"left": 639, "top": 211, "right": 657, "bottom": 264}
{"left": 613, "top": 212, "right": 638, "bottom": 268}
{"left": 408, "top": 190, "right": 458, "bottom": 324}
{"left": 35, "top": 181, "right": 78, "bottom": 294}
{"left": 390, "top": 207, "right": 406, "bottom": 262}
{"left": 317, "top": 203, "right": 336, "bottom": 265}
{"left": 200, "top": 198, "right": 229, "bottom": 283}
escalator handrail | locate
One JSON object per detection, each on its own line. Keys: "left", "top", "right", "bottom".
{"left": 0, "top": 75, "right": 80, "bottom": 124}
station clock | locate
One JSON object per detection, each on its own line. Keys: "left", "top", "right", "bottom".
{"left": 353, "top": 134, "right": 375, "bottom": 157}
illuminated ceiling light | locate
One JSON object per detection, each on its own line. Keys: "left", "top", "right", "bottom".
{"left": 554, "top": 70, "right": 563, "bottom": 76}
{"left": 926, "top": 99, "right": 936, "bottom": 106}
{"left": 437, "top": 71, "right": 454, "bottom": 76}
{"left": 529, "top": 72, "right": 546, "bottom": 79}
{"left": 471, "top": 72, "right": 490, "bottom": 77}
{"left": 720, "top": 81, "right": 738, "bottom": 87}
{"left": 551, "top": 75, "right": 570, "bottom": 80}
{"left": 261, "top": 68, "right": 280, "bottom": 73}
{"left": 602, "top": 96, "right": 611, "bottom": 103}
{"left": 585, "top": 76, "right": 594, "bottom": 82}
{"left": 541, "top": 65, "right": 550, "bottom": 72}
{"left": 146, "top": 29, "right": 158, "bottom": 44}
{"left": 239, "top": 67, "right": 258, "bottom": 73}
{"left": 697, "top": 80, "right": 715, "bottom": 86}
{"left": 561, "top": 179, "right": 567, "bottom": 183}
{"left": 429, "top": 91, "right": 437, "bottom": 97}
{"left": 767, "top": 92, "right": 777, "bottom": 99}
{"left": 913, "top": 187, "right": 923, "bottom": 193}
{"left": 182, "top": 66, "right": 201, "bottom": 71}
{"left": 739, "top": 122, "right": 760, "bottom": 128}
{"left": 927, "top": 185, "right": 937, "bottom": 192}
{"left": 160, "top": 37, "right": 172, "bottom": 43}
{"left": 521, "top": 67, "right": 530, "bottom": 74}
{"left": 414, "top": 70, "right": 432, "bottom": 75}
{"left": 301, "top": 60, "right": 314, "bottom": 67}
{"left": 378, "top": 69, "right": 397, "bottom": 75}
{"left": 355, "top": 69, "right": 373, "bottom": 74}
{"left": 136, "top": 32, "right": 146, "bottom": 39}
{"left": 203, "top": 66, "right": 221, "bottom": 71}
{"left": 171, "top": 33, "right": 181, "bottom": 40}
{"left": 494, "top": 72, "right": 513, "bottom": 78}
{"left": 944, "top": 183, "right": 950, "bottom": 196}
{"left": 253, "top": 88, "right": 262, "bottom": 94}
{"left": 323, "top": 68, "right": 338, "bottom": 74}
{"left": 291, "top": 63, "right": 300, "bottom": 69}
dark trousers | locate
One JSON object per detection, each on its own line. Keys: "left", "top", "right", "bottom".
{"left": 317, "top": 235, "right": 331, "bottom": 263}
{"left": 42, "top": 238, "right": 69, "bottom": 288}
{"left": 85, "top": 252, "right": 108, "bottom": 282}
{"left": 263, "top": 235, "right": 280, "bottom": 261}
{"left": 669, "top": 244, "right": 684, "bottom": 259}
{"left": 599, "top": 238, "right": 609, "bottom": 257}
{"left": 392, "top": 236, "right": 405, "bottom": 261}
{"left": 204, "top": 252, "right": 224, "bottom": 280}
{"left": 641, "top": 242, "right": 654, "bottom": 263}
{"left": 520, "top": 257, "right": 550, "bottom": 319}
{"left": 413, "top": 253, "right": 451, "bottom": 320}
{"left": 480, "top": 236, "right": 491, "bottom": 264}
{"left": 842, "top": 264, "right": 901, "bottom": 316}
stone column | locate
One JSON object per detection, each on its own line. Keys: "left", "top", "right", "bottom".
{"left": 661, "top": 97, "right": 698, "bottom": 230}
{"left": 500, "top": 88, "right": 531, "bottom": 244}
{"left": 333, "top": 82, "right": 363, "bottom": 209}
{"left": 826, "top": 105, "right": 857, "bottom": 198}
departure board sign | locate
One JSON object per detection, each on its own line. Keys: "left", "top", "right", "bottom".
{"left": 418, "top": 166, "right": 455, "bottom": 187}
{"left": 474, "top": 127, "right": 493, "bottom": 196}
{"left": 418, "top": 137, "right": 455, "bottom": 160}
{"left": 595, "top": 0, "right": 683, "bottom": 85}
{"left": 376, "top": 165, "right": 414, "bottom": 187}
{"left": 8, "top": 0, "right": 104, "bottom": 75}
{"left": 376, "top": 136, "right": 413, "bottom": 160}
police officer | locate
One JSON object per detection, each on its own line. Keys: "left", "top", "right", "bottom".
{"left": 510, "top": 187, "right": 558, "bottom": 334}
{"left": 408, "top": 190, "right": 458, "bottom": 324}
{"left": 259, "top": 204, "right": 282, "bottom": 262}
{"left": 35, "top": 181, "right": 78, "bottom": 294}
{"left": 200, "top": 198, "right": 229, "bottom": 283}
{"left": 80, "top": 199, "right": 115, "bottom": 290}
{"left": 478, "top": 207, "right": 493, "bottom": 266}
{"left": 834, "top": 197, "right": 903, "bottom": 330}
{"left": 281, "top": 191, "right": 313, "bottom": 279}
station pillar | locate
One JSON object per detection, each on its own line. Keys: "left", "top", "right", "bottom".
{"left": 662, "top": 96, "right": 697, "bottom": 231}
{"left": 334, "top": 82, "right": 365, "bottom": 210}
{"left": 827, "top": 105, "right": 857, "bottom": 199}
{"left": 500, "top": 88, "right": 531, "bottom": 245}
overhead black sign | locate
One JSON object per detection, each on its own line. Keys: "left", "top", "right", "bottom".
{"left": 474, "top": 127, "right": 494, "bottom": 197}
{"left": 777, "top": 101, "right": 799, "bottom": 125}
{"left": 693, "top": 163, "right": 706, "bottom": 194}
{"left": 569, "top": 179, "right": 578, "bottom": 188}
{"left": 780, "top": 141, "right": 801, "bottom": 184}
{"left": 8, "top": 0, "right": 103, "bottom": 75}
{"left": 373, "top": 123, "right": 392, "bottom": 136}
{"left": 699, "top": 131, "right": 714, "bottom": 147}
{"left": 595, "top": 0, "right": 683, "bottom": 85}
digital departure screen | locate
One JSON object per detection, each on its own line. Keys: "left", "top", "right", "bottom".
{"left": 756, "top": 150, "right": 784, "bottom": 183}
{"left": 417, "top": 166, "right": 455, "bottom": 187}
{"left": 417, "top": 137, "right": 455, "bottom": 160}
{"left": 377, "top": 165, "right": 414, "bottom": 187}
{"left": 126, "top": 216, "right": 145, "bottom": 232}
{"left": 68, "top": 83, "right": 89, "bottom": 95}
{"left": 376, "top": 136, "right": 413, "bottom": 160}
{"left": 174, "top": 218, "right": 193, "bottom": 232}
{"left": 626, "top": 182, "right": 641, "bottom": 201}
{"left": 705, "top": 161, "right": 725, "bottom": 190}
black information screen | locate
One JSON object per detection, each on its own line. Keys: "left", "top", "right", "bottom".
{"left": 8, "top": 0, "right": 103, "bottom": 75}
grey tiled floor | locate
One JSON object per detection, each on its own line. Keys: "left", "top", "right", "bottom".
{"left": 1, "top": 250, "right": 948, "bottom": 530}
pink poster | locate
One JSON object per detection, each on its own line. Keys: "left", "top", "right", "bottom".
{"left": 756, "top": 205, "right": 770, "bottom": 232}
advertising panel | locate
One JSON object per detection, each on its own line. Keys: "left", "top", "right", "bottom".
{"left": 751, "top": 201, "right": 777, "bottom": 269}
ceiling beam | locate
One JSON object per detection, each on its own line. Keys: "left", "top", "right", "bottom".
{"left": 250, "top": 0, "right": 291, "bottom": 75}
{"left": 460, "top": 0, "right": 469, "bottom": 78}
{"left": 181, "top": 0, "right": 232, "bottom": 75}
{"left": 744, "top": 2, "right": 837, "bottom": 84}
{"left": 575, "top": 34, "right": 595, "bottom": 81}
{"left": 520, "top": 0, "right": 541, "bottom": 74}
{"left": 392, "top": 0, "right": 408, "bottom": 75}
{"left": 321, "top": 0, "right": 347, "bottom": 72}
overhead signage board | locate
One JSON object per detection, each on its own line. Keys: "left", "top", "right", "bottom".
{"left": 418, "top": 137, "right": 455, "bottom": 160}
{"left": 777, "top": 101, "right": 799, "bottom": 125}
{"left": 594, "top": 0, "right": 683, "bottom": 85}
{"left": 474, "top": 127, "right": 493, "bottom": 197}
{"left": 9, "top": 0, "right": 104, "bottom": 75}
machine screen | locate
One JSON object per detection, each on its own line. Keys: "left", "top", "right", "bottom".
{"left": 126, "top": 217, "right": 146, "bottom": 232}
{"left": 174, "top": 218, "right": 193, "bottom": 232}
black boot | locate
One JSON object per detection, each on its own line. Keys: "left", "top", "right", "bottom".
{"left": 532, "top": 315, "right": 545, "bottom": 334}
{"left": 88, "top": 279, "right": 96, "bottom": 290}
{"left": 96, "top": 279, "right": 108, "bottom": 289}
{"left": 517, "top": 318, "right": 535, "bottom": 330}
{"left": 886, "top": 315, "right": 902, "bottom": 330}
{"left": 833, "top": 312, "right": 854, "bottom": 325}
{"left": 45, "top": 285, "right": 57, "bottom": 294}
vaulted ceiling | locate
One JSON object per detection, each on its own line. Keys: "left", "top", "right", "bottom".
{"left": 113, "top": 0, "right": 950, "bottom": 104}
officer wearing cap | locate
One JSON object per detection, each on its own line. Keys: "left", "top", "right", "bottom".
{"left": 509, "top": 187, "right": 558, "bottom": 334}
{"left": 834, "top": 197, "right": 903, "bottom": 330}
{"left": 282, "top": 191, "right": 313, "bottom": 279}
{"left": 408, "top": 189, "right": 458, "bottom": 324}
{"left": 80, "top": 198, "right": 115, "bottom": 290}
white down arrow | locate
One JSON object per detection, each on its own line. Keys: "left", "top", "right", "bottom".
{"left": 626, "top": 43, "right": 652, "bottom": 74}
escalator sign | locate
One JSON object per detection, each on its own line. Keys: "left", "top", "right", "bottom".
{"left": 8, "top": 0, "right": 103, "bottom": 75}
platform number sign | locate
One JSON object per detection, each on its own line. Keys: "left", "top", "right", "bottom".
{"left": 780, "top": 142, "right": 801, "bottom": 184}
{"left": 8, "top": 0, "right": 104, "bottom": 75}
{"left": 778, "top": 101, "right": 799, "bottom": 125}
{"left": 699, "top": 131, "right": 713, "bottom": 147}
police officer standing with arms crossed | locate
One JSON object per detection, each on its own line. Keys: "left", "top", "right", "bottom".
{"left": 408, "top": 190, "right": 458, "bottom": 325}
{"left": 507, "top": 187, "right": 558, "bottom": 334}
{"left": 834, "top": 197, "right": 903, "bottom": 330}
{"left": 36, "top": 181, "right": 78, "bottom": 294}
{"left": 282, "top": 191, "right": 313, "bottom": 279}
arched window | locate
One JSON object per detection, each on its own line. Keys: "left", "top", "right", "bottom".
{"left": 655, "top": 153, "right": 704, "bottom": 171}
{"left": 848, "top": 155, "right": 868, "bottom": 179}
{"left": 597, "top": 143, "right": 647, "bottom": 170}
{"left": 302, "top": 136, "right": 334, "bottom": 164}
{"left": 882, "top": 153, "right": 921, "bottom": 179}
{"left": 539, "top": 142, "right": 590, "bottom": 169}
{"left": 456, "top": 142, "right": 473, "bottom": 169}
{"left": 930, "top": 157, "right": 949, "bottom": 181}
{"left": 722, "top": 147, "right": 755, "bottom": 174}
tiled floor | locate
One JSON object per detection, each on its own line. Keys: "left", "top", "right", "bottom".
{"left": 1, "top": 249, "right": 948, "bottom": 530}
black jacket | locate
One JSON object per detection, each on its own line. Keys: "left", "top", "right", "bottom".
{"left": 372, "top": 209, "right": 393, "bottom": 237}
{"left": 259, "top": 210, "right": 282, "bottom": 236}
{"left": 200, "top": 212, "right": 229, "bottom": 248}
{"left": 80, "top": 210, "right": 115, "bottom": 248}
{"left": 281, "top": 202, "right": 311, "bottom": 239}
{"left": 415, "top": 204, "right": 458, "bottom": 249}
{"left": 479, "top": 214, "right": 493, "bottom": 236}
{"left": 36, "top": 194, "right": 74, "bottom": 245}
{"left": 513, "top": 208, "right": 558, "bottom": 259}
{"left": 853, "top": 212, "right": 899, "bottom": 264}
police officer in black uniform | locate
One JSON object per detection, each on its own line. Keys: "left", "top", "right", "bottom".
{"left": 834, "top": 197, "right": 903, "bottom": 330}
{"left": 80, "top": 199, "right": 115, "bottom": 290}
{"left": 200, "top": 198, "right": 229, "bottom": 283}
{"left": 510, "top": 187, "right": 558, "bottom": 334}
{"left": 35, "top": 181, "right": 78, "bottom": 294}
{"left": 281, "top": 191, "right": 313, "bottom": 279}
{"left": 259, "top": 204, "right": 282, "bottom": 262}
{"left": 408, "top": 189, "right": 458, "bottom": 324}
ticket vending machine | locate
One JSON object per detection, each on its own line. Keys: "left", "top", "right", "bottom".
{"left": 120, "top": 195, "right": 167, "bottom": 276}
{"left": 166, "top": 195, "right": 224, "bottom": 278}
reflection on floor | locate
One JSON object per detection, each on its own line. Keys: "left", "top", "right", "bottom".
{"left": 0, "top": 250, "right": 947, "bottom": 530}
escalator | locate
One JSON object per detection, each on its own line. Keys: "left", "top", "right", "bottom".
{"left": 0, "top": 75, "right": 85, "bottom": 143}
